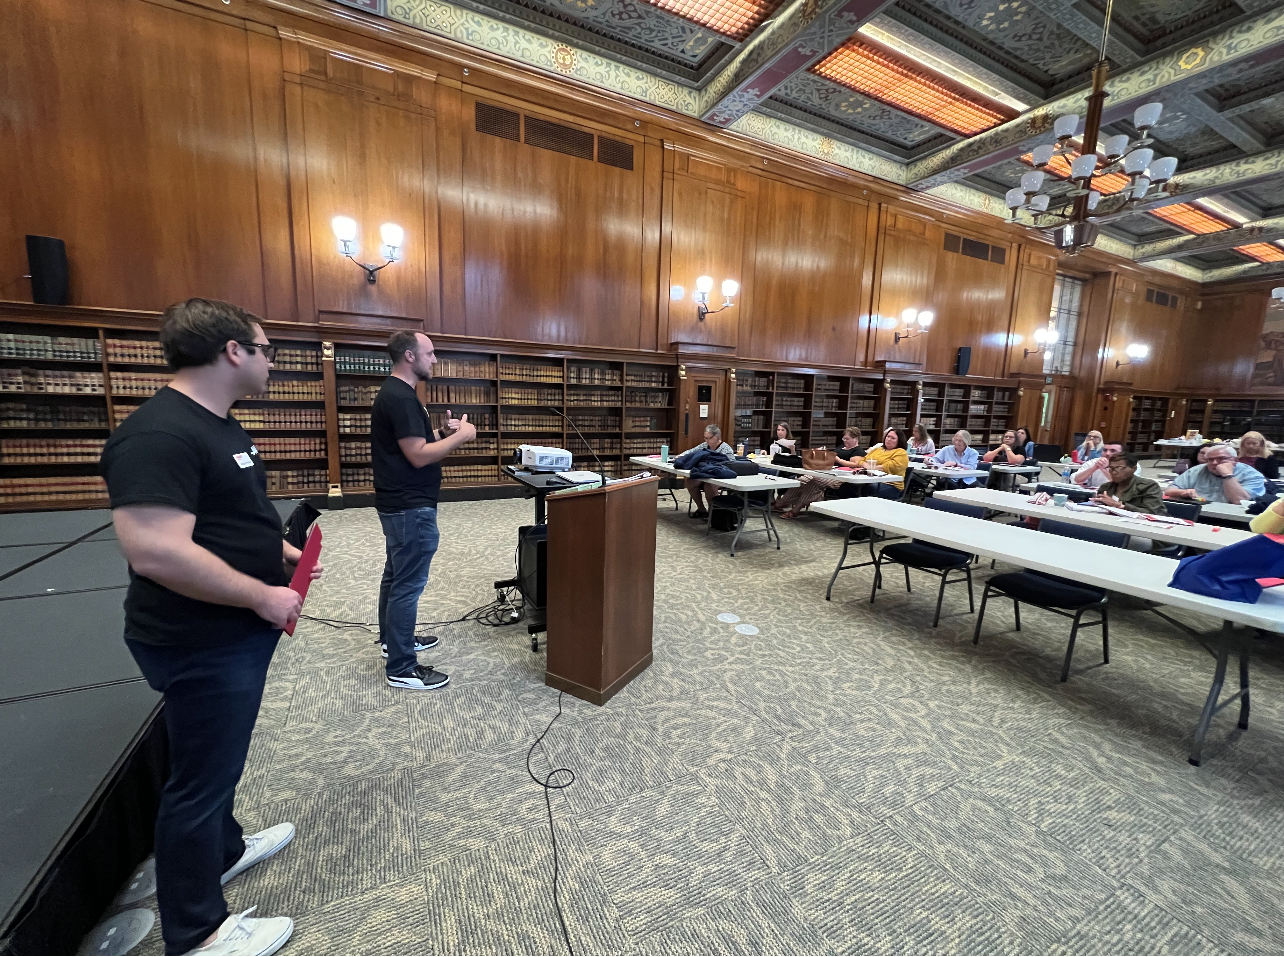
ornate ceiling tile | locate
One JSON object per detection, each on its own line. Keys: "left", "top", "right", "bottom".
{"left": 1234, "top": 179, "right": 1284, "bottom": 214}
{"left": 773, "top": 71, "right": 946, "bottom": 145}
{"left": 1083, "top": 0, "right": 1243, "bottom": 47}
{"left": 916, "top": 0, "right": 1097, "bottom": 80}
{"left": 728, "top": 109, "right": 910, "bottom": 179}
{"left": 498, "top": 0, "right": 727, "bottom": 65}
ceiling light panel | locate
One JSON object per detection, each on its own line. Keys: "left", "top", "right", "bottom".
{"left": 645, "top": 0, "right": 779, "bottom": 40}
{"left": 813, "top": 40, "right": 1010, "bottom": 136}
{"left": 1236, "top": 243, "right": 1284, "bottom": 263}
{"left": 1150, "top": 203, "right": 1233, "bottom": 234}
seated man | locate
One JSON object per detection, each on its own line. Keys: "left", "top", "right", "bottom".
{"left": 1092, "top": 453, "right": 1166, "bottom": 514}
{"left": 1165, "top": 442, "right": 1264, "bottom": 505}
{"left": 673, "top": 424, "right": 735, "bottom": 519}
{"left": 1072, "top": 440, "right": 1124, "bottom": 489}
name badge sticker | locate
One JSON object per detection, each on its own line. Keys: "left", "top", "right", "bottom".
{"left": 233, "top": 452, "right": 254, "bottom": 469}
{"left": 250, "top": 445, "right": 259, "bottom": 455}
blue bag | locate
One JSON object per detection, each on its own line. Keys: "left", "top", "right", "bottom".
{"left": 1168, "top": 534, "right": 1284, "bottom": 603}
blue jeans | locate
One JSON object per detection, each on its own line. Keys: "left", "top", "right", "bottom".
{"left": 125, "top": 628, "right": 280, "bottom": 955}
{"left": 378, "top": 506, "right": 440, "bottom": 677}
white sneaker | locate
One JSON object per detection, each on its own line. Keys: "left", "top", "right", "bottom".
{"left": 184, "top": 907, "right": 293, "bottom": 956}
{"left": 380, "top": 636, "right": 439, "bottom": 657}
{"left": 221, "top": 823, "right": 295, "bottom": 885}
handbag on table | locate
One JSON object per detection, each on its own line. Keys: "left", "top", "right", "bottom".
{"left": 801, "top": 448, "right": 837, "bottom": 471}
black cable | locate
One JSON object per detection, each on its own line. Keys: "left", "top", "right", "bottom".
{"left": 526, "top": 691, "right": 576, "bottom": 956}
{"left": 299, "top": 587, "right": 526, "bottom": 636}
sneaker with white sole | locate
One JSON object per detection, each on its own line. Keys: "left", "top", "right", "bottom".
{"left": 380, "top": 636, "right": 439, "bottom": 657}
{"left": 183, "top": 907, "right": 293, "bottom": 956}
{"left": 221, "top": 822, "right": 295, "bottom": 886}
{"left": 387, "top": 664, "right": 449, "bottom": 690}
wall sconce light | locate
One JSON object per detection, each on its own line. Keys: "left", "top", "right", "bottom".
{"left": 671, "top": 276, "right": 738, "bottom": 321}
{"left": 1023, "top": 323, "right": 1059, "bottom": 358}
{"left": 332, "top": 216, "right": 404, "bottom": 284}
{"left": 1272, "top": 287, "right": 1284, "bottom": 302}
{"left": 893, "top": 307, "right": 934, "bottom": 344}
{"left": 1114, "top": 342, "right": 1149, "bottom": 369}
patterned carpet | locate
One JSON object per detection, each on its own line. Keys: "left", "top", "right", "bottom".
{"left": 110, "top": 489, "right": 1284, "bottom": 955}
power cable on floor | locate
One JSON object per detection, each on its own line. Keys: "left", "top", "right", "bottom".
{"left": 527, "top": 691, "right": 576, "bottom": 956}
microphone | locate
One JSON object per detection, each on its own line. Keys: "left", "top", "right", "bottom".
{"left": 548, "top": 407, "right": 607, "bottom": 488}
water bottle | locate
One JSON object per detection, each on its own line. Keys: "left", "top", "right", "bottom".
{"left": 660, "top": 444, "right": 669, "bottom": 463}
{"left": 1061, "top": 464, "right": 1072, "bottom": 483}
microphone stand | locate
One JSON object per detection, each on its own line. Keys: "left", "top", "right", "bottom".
{"left": 548, "top": 407, "right": 608, "bottom": 488}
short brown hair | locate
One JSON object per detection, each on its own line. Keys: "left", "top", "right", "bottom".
{"left": 843, "top": 427, "right": 862, "bottom": 443}
{"left": 387, "top": 331, "right": 422, "bottom": 363}
{"left": 1108, "top": 452, "right": 1139, "bottom": 469}
{"left": 159, "top": 298, "right": 261, "bottom": 370}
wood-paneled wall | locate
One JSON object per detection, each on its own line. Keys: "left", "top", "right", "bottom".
{"left": 1, "top": 0, "right": 1276, "bottom": 421}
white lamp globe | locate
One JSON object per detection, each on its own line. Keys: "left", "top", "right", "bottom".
{"left": 1133, "top": 102, "right": 1163, "bottom": 130}
{"left": 1103, "top": 134, "right": 1129, "bottom": 160}
{"left": 1124, "top": 148, "right": 1154, "bottom": 175}
{"left": 1020, "top": 170, "right": 1045, "bottom": 194}
{"left": 721, "top": 279, "right": 739, "bottom": 298}
{"left": 917, "top": 310, "right": 934, "bottom": 328}
{"left": 695, "top": 275, "right": 714, "bottom": 294}
{"left": 901, "top": 307, "right": 918, "bottom": 325}
{"left": 1149, "top": 156, "right": 1178, "bottom": 183}
{"left": 1053, "top": 114, "right": 1079, "bottom": 139}
{"left": 669, "top": 285, "right": 685, "bottom": 301}
{"left": 1029, "top": 194, "right": 1051, "bottom": 212}
{"left": 1031, "top": 144, "right": 1056, "bottom": 167}
{"left": 1005, "top": 187, "right": 1026, "bottom": 210}
{"left": 1070, "top": 154, "right": 1097, "bottom": 180}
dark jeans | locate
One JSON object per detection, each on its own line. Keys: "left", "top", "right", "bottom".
{"left": 126, "top": 628, "right": 280, "bottom": 955}
{"left": 378, "top": 506, "right": 440, "bottom": 677}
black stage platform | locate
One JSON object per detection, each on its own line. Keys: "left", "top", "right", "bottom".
{"left": 0, "top": 502, "right": 300, "bottom": 955}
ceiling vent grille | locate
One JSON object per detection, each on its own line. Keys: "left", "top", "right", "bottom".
{"left": 524, "top": 115, "right": 594, "bottom": 160}
{"left": 597, "top": 136, "right": 634, "bottom": 171}
{"left": 944, "top": 232, "right": 1005, "bottom": 265}
{"left": 1146, "top": 288, "right": 1179, "bottom": 308}
{"left": 475, "top": 101, "right": 519, "bottom": 141}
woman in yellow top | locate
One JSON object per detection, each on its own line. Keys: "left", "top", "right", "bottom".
{"left": 1250, "top": 497, "right": 1284, "bottom": 534}
{"left": 862, "top": 427, "right": 910, "bottom": 499}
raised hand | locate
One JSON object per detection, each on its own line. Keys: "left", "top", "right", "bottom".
{"left": 454, "top": 412, "right": 477, "bottom": 443}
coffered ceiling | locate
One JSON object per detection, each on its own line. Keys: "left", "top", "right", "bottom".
{"left": 341, "top": 0, "right": 1284, "bottom": 279}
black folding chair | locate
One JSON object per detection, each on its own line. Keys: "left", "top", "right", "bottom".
{"left": 973, "top": 519, "right": 1122, "bottom": 681}
{"left": 870, "top": 497, "right": 982, "bottom": 627}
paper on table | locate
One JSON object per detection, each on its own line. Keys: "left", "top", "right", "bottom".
{"left": 285, "top": 524, "right": 322, "bottom": 636}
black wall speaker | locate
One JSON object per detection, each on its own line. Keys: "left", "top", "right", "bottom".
{"left": 26, "top": 236, "right": 70, "bottom": 306}
{"left": 955, "top": 346, "right": 972, "bottom": 376}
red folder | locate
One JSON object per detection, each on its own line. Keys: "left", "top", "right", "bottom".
{"left": 284, "top": 525, "right": 322, "bottom": 635}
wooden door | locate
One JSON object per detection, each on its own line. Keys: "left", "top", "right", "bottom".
{"left": 677, "top": 367, "right": 729, "bottom": 453}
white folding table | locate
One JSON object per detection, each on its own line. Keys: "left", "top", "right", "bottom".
{"left": 811, "top": 498, "right": 1284, "bottom": 765}
{"left": 933, "top": 487, "right": 1256, "bottom": 551}
{"left": 1198, "top": 501, "right": 1254, "bottom": 526}
{"left": 700, "top": 474, "right": 800, "bottom": 556}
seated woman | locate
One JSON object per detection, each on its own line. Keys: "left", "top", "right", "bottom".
{"left": 673, "top": 423, "right": 735, "bottom": 519}
{"left": 926, "top": 430, "right": 980, "bottom": 487}
{"left": 862, "top": 427, "right": 910, "bottom": 499}
{"left": 982, "top": 429, "right": 1027, "bottom": 465}
{"left": 1173, "top": 441, "right": 1213, "bottom": 475}
{"left": 1251, "top": 495, "right": 1284, "bottom": 534}
{"left": 1238, "top": 430, "right": 1279, "bottom": 480}
{"left": 909, "top": 423, "right": 935, "bottom": 456}
{"left": 772, "top": 428, "right": 864, "bottom": 518}
{"left": 1072, "top": 430, "right": 1104, "bottom": 464}
{"left": 1014, "top": 426, "right": 1035, "bottom": 462}
{"left": 1091, "top": 452, "right": 1166, "bottom": 514}
{"left": 769, "top": 422, "right": 797, "bottom": 455}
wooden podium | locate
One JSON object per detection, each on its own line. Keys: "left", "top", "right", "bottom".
{"left": 544, "top": 476, "right": 659, "bottom": 704}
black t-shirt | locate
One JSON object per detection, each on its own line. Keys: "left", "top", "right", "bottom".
{"left": 98, "top": 387, "right": 287, "bottom": 646}
{"left": 371, "top": 376, "right": 444, "bottom": 511}
{"left": 836, "top": 445, "right": 866, "bottom": 461}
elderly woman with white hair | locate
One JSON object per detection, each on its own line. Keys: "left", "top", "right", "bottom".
{"left": 925, "top": 430, "right": 980, "bottom": 489}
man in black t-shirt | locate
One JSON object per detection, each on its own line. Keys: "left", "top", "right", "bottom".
{"left": 100, "top": 299, "right": 320, "bottom": 957}
{"left": 371, "top": 331, "right": 475, "bottom": 690}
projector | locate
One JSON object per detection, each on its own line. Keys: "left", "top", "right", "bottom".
{"left": 518, "top": 444, "right": 573, "bottom": 471}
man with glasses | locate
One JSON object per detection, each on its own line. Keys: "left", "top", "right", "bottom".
{"left": 372, "top": 331, "right": 475, "bottom": 690}
{"left": 100, "top": 299, "right": 318, "bottom": 956}
{"left": 1071, "top": 439, "right": 1124, "bottom": 489}
{"left": 1165, "top": 442, "right": 1264, "bottom": 505}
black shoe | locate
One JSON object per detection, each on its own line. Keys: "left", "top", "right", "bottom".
{"left": 380, "top": 636, "right": 440, "bottom": 657}
{"left": 387, "top": 665, "right": 450, "bottom": 690}
{"left": 691, "top": 509, "right": 709, "bottom": 519}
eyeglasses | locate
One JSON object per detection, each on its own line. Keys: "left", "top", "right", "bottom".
{"left": 1106, "top": 464, "right": 1132, "bottom": 473}
{"left": 236, "top": 341, "right": 277, "bottom": 361}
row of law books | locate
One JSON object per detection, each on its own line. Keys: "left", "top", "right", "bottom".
{"left": 1, "top": 401, "right": 108, "bottom": 429}
{"left": 1, "top": 369, "right": 105, "bottom": 394}
{"left": 1, "top": 438, "right": 107, "bottom": 464}
{"left": 254, "top": 437, "right": 326, "bottom": 459}
{"left": 0, "top": 333, "right": 101, "bottom": 361}
{"left": 0, "top": 475, "right": 107, "bottom": 505}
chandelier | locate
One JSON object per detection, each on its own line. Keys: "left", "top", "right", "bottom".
{"left": 1003, "top": 0, "right": 1178, "bottom": 254}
